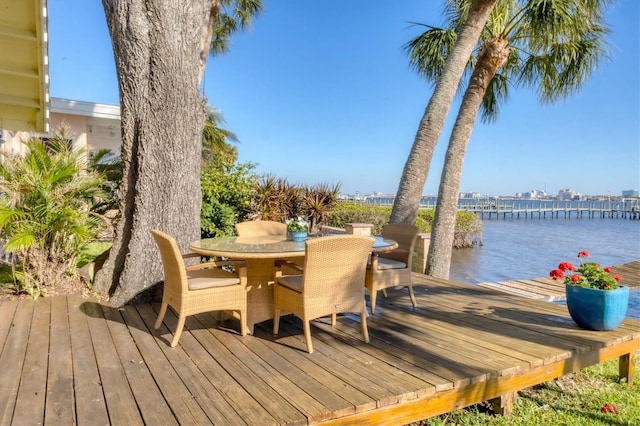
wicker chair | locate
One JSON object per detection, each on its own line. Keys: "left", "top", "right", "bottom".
{"left": 365, "top": 223, "right": 420, "bottom": 313}
{"left": 235, "top": 220, "right": 287, "bottom": 238}
{"left": 151, "top": 229, "right": 248, "bottom": 347}
{"left": 272, "top": 235, "right": 374, "bottom": 353}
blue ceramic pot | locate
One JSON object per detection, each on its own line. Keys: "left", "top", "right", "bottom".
{"left": 565, "top": 284, "right": 629, "bottom": 331}
{"left": 288, "top": 231, "right": 308, "bottom": 242}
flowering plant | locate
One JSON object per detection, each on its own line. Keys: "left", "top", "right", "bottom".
{"left": 286, "top": 216, "right": 308, "bottom": 232}
{"left": 550, "top": 250, "right": 621, "bottom": 290}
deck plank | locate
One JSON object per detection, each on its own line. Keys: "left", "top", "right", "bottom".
{"left": 135, "top": 304, "right": 250, "bottom": 425}
{"left": 151, "top": 305, "right": 278, "bottom": 425}
{"left": 0, "top": 298, "right": 34, "bottom": 425}
{"left": 100, "top": 303, "right": 179, "bottom": 425}
{"left": 81, "top": 300, "right": 144, "bottom": 425}
{"left": 1, "top": 263, "right": 639, "bottom": 425}
{"left": 185, "top": 314, "right": 308, "bottom": 426}
{"left": 67, "top": 295, "right": 110, "bottom": 426}
{"left": 45, "top": 296, "right": 76, "bottom": 425}
{"left": 12, "top": 297, "right": 50, "bottom": 425}
{"left": 0, "top": 299, "right": 19, "bottom": 354}
{"left": 253, "top": 321, "right": 379, "bottom": 414}
{"left": 198, "top": 313, "right": 334, "bottom": 424}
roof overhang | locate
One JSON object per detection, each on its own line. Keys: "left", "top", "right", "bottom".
{"left": 0, "top": 0, "right": 49, "bottom": 133}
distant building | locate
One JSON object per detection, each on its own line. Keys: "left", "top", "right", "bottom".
{"left": 459, "top": 192, "right": 481, "bottom": 199}
{"left": 558, "top": 188, "right": 582, "bottom": 200}
{"left": 522, "top": 189, "right": 547, "bottom": 199}
{"left": 0, "top": 97, "right": 121, "bottom": 161}
{"left": 622, "top": 189, "right": 639, "bottom": 197}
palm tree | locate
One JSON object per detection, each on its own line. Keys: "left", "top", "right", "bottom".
{"left": 390, "top": 0, "right": 498, "bottom": 225}
{"left": 202, "top": 106, "right": 239, "bottom": 169}
{"left": 408, "top": 0, "right": 610, "bottom": 278}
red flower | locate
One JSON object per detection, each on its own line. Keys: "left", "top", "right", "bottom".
{"left": 578, "top": 250, "right": 589, "bottom": 258}
{"left": 601, "top": 402, "right": 618, "bottom": 414}
{"left": 614, "top": 274, "right": 621, "bottom": 282}
{"left": 604, "top": 267, "right": 611, "bottom": 273}
{"left": 570, "top": 274, "right": 581, "bottom": 282}
{"left": 558, "top": 261, "right": 575, "bottom": 272}
{"left": 549, "top": 269, "right": 564, "bottom": 280}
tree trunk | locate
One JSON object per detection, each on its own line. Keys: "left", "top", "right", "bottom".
{"left": 94, "top": 0, "right": 214, "bottom": 306}
{"left": 427, "top": 37, "right": 509, "bottom": 279}
{"left": 389, "top": 0, "right": 497, "bottom": 225}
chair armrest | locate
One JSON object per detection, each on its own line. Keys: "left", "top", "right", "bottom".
{"left": 368, "top": 252, "right": 379, "bottom": 270}
{"left": 275, "top": 259, "right": 303, "bottom": 272}
{"left": 186, "top": 259, "right": 246, "bottom": 272}
{"left": 182, "top": 252, "right": 201, "bottom": 260}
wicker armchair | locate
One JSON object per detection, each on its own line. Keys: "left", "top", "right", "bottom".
{"left": 273, "top": 235, "right": 374, "bottom": 353}
{"left": 365, "top": 223, "right": 420, "bottom": 313}
{"left": 151, "top": 229, "right": 248, "bottom": 347}
{"left": 235, "top": 220, "right": 287, "bottom": 238}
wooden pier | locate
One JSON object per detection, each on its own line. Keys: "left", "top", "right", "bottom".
{"left": 1, "top": 274, "right": 638, "bottom": 425}
{"left": 457, "top": 200, "right": 640, "bottom": 220}
{"left": 478, "top": 260, "right": 640, "bottom": 301}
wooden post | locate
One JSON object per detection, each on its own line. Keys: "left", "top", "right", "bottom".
{"left": 619, "top": 351, "right": 636, "bottom": 386}
{"left": 345, "top": 223, "right": 373, "bottom": 236}
{"left": 489, "top": 392, "right": 516, "bottom": 416}
{"left": 412, "top": 233, "right": 431, "bottom": 274}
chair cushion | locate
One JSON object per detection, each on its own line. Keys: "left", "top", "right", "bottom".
{"left": 187, "top": 268, "right": 241, "bottom": 290}
{"left": 368, "top": 257, "right": 407, "bottom": 270}
{"left": 277, "top": 275, "right": 303, "bottom": 293}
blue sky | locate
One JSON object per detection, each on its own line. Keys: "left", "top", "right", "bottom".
{"left": 49, "top": 0, "right": 639, "bottom": 197}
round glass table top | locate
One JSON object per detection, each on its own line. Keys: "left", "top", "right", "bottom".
{"left": 189, "top": 235, "right": 397, "bottom": 258}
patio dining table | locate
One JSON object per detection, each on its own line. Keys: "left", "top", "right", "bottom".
{"left": 189, "top": 235, "right": 398, "bottom": 333}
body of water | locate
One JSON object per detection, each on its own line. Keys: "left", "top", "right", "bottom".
{"left": 448, "top": 217, "right": 640, "bottom": 319}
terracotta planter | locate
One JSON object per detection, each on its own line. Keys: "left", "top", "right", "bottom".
{"left": 565, "top": 284, "right": 629, "bottom": 330}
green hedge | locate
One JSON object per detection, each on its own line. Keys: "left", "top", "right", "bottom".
{"left": 326, "top": 202, "right": 482, "bottom": 247}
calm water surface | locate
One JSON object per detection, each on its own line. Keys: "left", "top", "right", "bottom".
{"left": 448, "top": 217, "right": 640, "bottom": 319}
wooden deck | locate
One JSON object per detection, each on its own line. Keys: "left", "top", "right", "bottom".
{"left": 477, "top": 260, "right": 640, "bottom": 301}
{"left": 1, "top": 275, "right": 639, "bottom": 425}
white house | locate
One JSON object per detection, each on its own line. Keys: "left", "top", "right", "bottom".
{"left": 0, "top": 97, "right": 121, "bottom": 158}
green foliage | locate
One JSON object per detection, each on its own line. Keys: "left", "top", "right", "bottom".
{"left": 0, "top": 127, "right": 108, "bottom": 297}
{"left": 328, "top": 203, "right": 481, "bottom": 246}
{"left": 87, "top": 148, "right": 122, "bottom": 215}
{"left": 251, "top": 177, "right": 341, "bottom": 233}
{"left": 423, "top": 359, "right": 640, "bottom": 425}
{"left": 210, "top": 0, "right": 263, "bottom": 56}
{"left": 201, "top": 162, "right": 257, "bottom": 237}
{"left": 201, "top": 107, "right": 239, "bottom": 169}
{"left": 327, "top": 203, "right": 391, "bottom": 235}
{"left": 406, "top": 0, "right": 610, "bottom": 123}
{"left": 550, "top": 251, "right": 621, "bottom": 290}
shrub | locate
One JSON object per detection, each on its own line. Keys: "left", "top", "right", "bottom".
{"left": 200, "top": 162, "right": 257, "bottom": 237}
{"left": 328, "top": 202, "right": 482, "bottom": 247}
{"left": 251, "top": 177, "right": 341, "bottom": 233}
{"left": 0, "top": 128, "right": 108, "bottom": 298}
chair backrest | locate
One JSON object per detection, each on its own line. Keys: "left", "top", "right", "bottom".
{"left": 151, "top": 229, "right": 188, "bottom": 294}
{"left": 235, "top": 220, "right": 287, "bottom": 238}
{"left": 302, "top": 235, "right": 374, "bottom": 298}
{"left": 380, "top": 223, "right": 420, "bottom": 266}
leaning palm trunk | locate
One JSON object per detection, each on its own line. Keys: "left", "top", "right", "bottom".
{"left": 427, "top": 37, "right": 509, "bottom": 278}
{"left": 94, "top": 1, "right": 215, "bottom": 305}
{"left": 390, "top": 0, "right": 498, "bottom": 225}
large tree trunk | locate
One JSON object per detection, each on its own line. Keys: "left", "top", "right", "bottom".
{"left": 94, "top": 0, "right": 215, "bottom": 306}
{"left": 389, "top": 0, "right": 497, "bottom": 225}
{"left": 427, "top": 37, "right": 509, "bottom": 279}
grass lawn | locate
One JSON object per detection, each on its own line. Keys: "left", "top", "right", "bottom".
{"left": 419, "top": 358, "right": 639, "bottom": 425}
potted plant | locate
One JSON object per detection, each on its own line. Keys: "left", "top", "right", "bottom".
{"left": 286, "top": 217, "right": 309, "bottom": 242}
{"left": 550, "top": 250, "right": 629, "bottom": 330}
